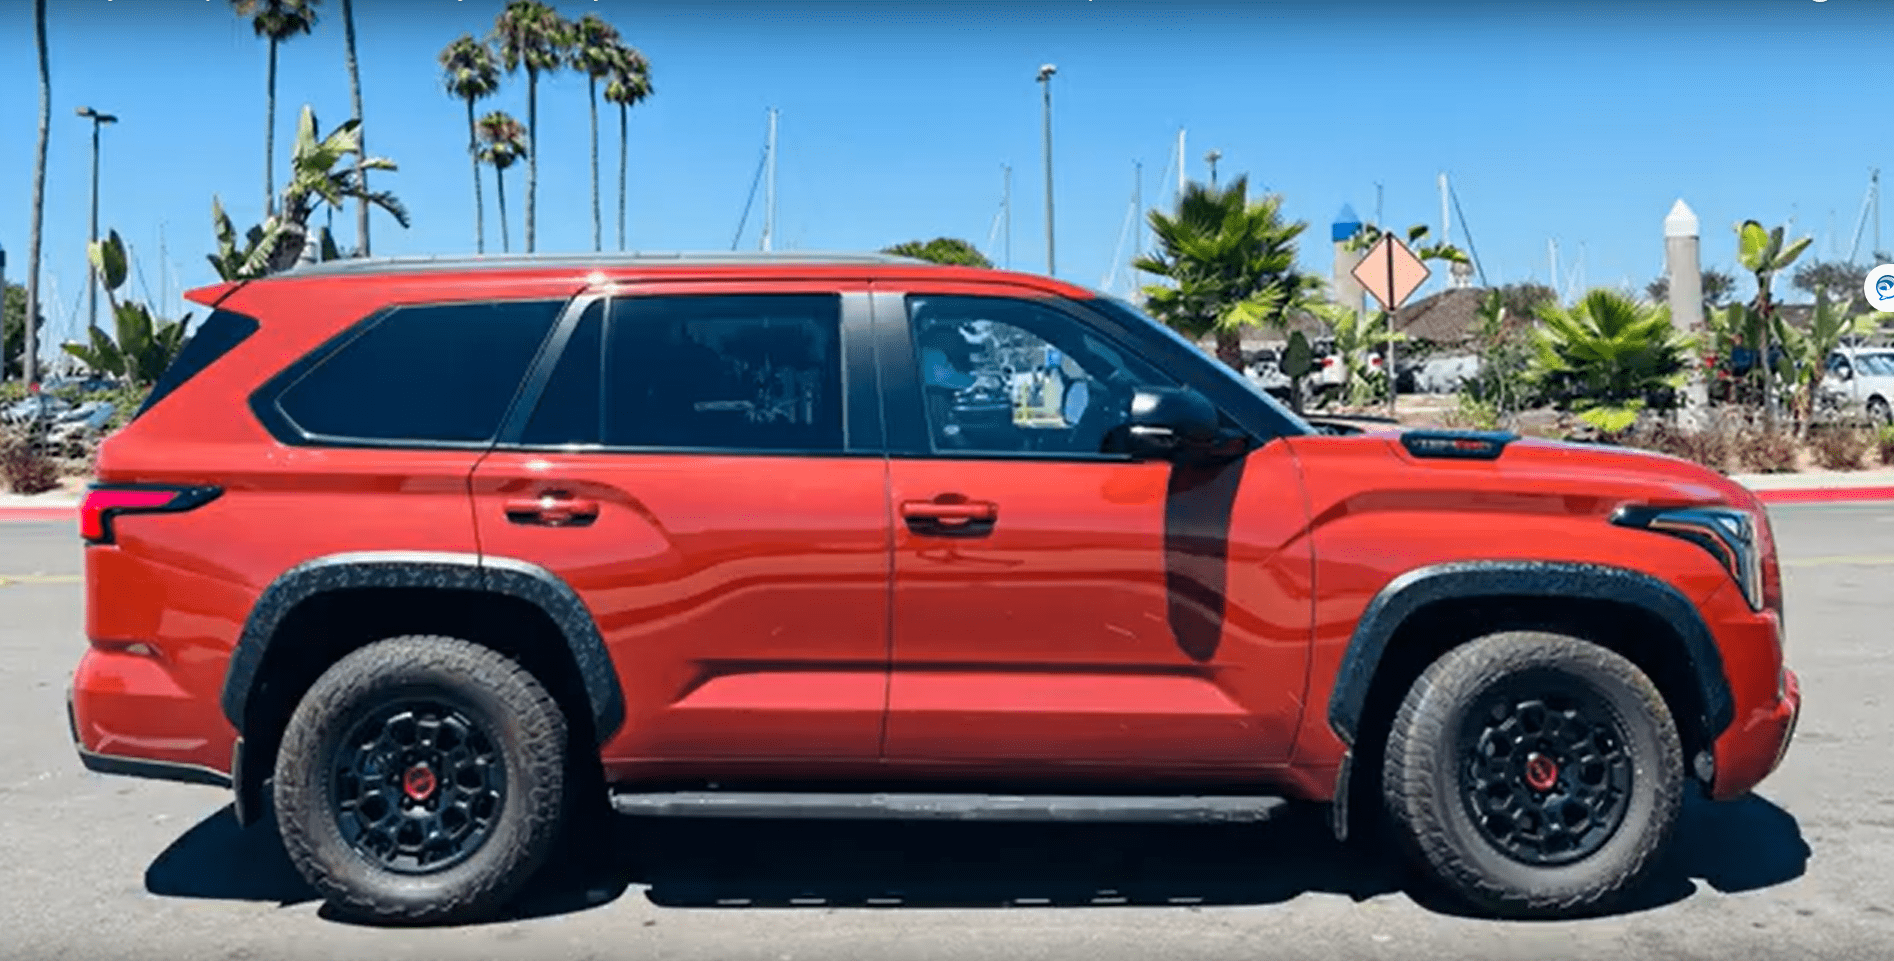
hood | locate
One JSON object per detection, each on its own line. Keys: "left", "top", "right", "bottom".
{"left": 1281, "top": 430, "right": 1759, "bottom": 516}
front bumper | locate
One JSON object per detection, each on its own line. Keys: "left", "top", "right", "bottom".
{"left": 1710, "top": 666, "right": 1801, "bottom": 801}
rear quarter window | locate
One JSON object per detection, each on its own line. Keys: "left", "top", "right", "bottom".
{"left": 261, "top": 298, "right": 565, "bottom": 445}
{"left": 133, "top": 309, "right": 262, "bottom": 421}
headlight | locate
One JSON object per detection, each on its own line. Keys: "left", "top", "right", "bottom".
{"left": 1611, "top": 504, "right": 1765, "bottom": 611}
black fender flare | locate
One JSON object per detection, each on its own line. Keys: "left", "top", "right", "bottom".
{"left": 220, "top": 551, "right": 626, "bottom": 744}
{"left": 1325, "top": 559, "right": 1735, "bottom": 748}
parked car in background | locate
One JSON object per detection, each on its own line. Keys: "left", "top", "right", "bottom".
{"left": 1821, "top": 347, "right": 1894, "bottom": 424}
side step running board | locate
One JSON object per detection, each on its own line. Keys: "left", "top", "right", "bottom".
{"left": 609, "top": 791, "right": 1289, "bottom": 824}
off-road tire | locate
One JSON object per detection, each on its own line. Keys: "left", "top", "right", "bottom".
{"left": 1381, "top": 630, "right": 1683, "bottom": 918}
{"left": 273, "top": 635, "right": 569, "bottom": 925}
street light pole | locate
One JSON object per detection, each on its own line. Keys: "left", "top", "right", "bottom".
{"left": 76, "top": 106, "right": 116, "bottom": 337}
{"left": 1037, "top": 63, "right": 1057, "bottom": 278}
{"left": 1206, "top": 149, "right": 1221, "bottom": 189}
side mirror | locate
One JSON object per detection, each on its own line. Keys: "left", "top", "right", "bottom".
{"left": 1122, "top": 387, "right": 1240, "bottom": 461}
{"left": 1838, "top": 366, "right": 1855, "bottom": 381}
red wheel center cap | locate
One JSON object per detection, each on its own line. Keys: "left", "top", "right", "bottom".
{"left": 1523, "top": 754, "right": 1559, "bottom": 791}
{"left": 402, "top": 764, "right": 438, "bottom": 802}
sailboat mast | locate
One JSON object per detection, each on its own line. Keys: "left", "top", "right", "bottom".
{"left": 761, "top": 108, "right": 777, "bottom": 252}
{"left": 1176, "top": 128, "right": 1186, "bottom": 196}
{"left": 1003, "top": 164, "right": 1012, "bottom": 270}
{"left": 1131, "top": 160, "right": 1143, "bottom": 288}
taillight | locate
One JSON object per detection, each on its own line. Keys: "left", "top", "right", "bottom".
{"left": 80, "top": 484, "right": 222, "bottom": 544}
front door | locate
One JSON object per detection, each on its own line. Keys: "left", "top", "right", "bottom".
{"left": 470, "top": 285, "right": 890, "bottom": 777}
{"left": 873, "top": 288, "right": 1313, "bottom": 776}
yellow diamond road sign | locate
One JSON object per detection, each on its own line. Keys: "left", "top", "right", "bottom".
{"left": 1351, "top": 235, "right": 1431, "bottom": 312}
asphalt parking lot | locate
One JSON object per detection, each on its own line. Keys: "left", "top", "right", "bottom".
{"left": 0, "top": 504, "right": 1888, "bottom": 960}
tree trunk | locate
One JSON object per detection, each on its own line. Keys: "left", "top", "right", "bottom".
{"left": 264, "top": 39, "right": 278, "bottom": 220}
{"left": 23, "top": 0, "right": 48, "bottom": 385}
{"left": 468, "top": 99, "right": 484, "bottom": 254}
{"left": 524, "top": 70, "right": 537, "bottom": 254}
{"left": 265, "top": 203, "right": 313, "bottom": 275}
{"left": 496, "top": 170, "right": 511, "bottom": 254}
{"left": 341, "top": 0, "right": 368, "bottom": 257}
{"left": 588, "top": 74, "right": 600, "bottom": 252}
{"left": 617, "top": 104, "right": 628, "bottom": 251}
{"left": 1214, "top": 330, "right": 1242, "bottom": 369}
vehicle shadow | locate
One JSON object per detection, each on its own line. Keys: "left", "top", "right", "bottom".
{"left": 142, "top": 790, "right": 1809, "bottom": 924}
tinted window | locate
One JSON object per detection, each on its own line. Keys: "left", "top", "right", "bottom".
{"left": 134, "top": 308, "right": 260, "bottom": 421}
{"left": 521, "top": 294, "right": 845, "bottom": 452}
{"left": 907, "top": 295, "right": 1172, "bottom": 457}
{"left": 276, "top": 299, "right": 563, "bottom": 443}
{"left": 521, "top": 301, "right": 604, "bottom": 446}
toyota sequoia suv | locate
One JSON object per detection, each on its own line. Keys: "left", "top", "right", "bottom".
{"left": 67, "top": 252, "right": 1800, "bottom": 924}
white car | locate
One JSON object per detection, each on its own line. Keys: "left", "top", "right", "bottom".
{"left": 1822, "top": 347, "right": 1894, "bottom": 424}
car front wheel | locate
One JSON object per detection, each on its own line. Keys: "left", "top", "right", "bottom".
{"left": 273, "top": 635, "right": 570, "bottom": 925}
{"left": 1381, "top": 630, "right": 1683, "bottom": 918}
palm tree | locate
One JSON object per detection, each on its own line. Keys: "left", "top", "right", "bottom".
{"left": 1774, "top": 286, "right": 1876, "bottom": 431}
{"left": 439, "top": 34, "right": 500, "bottom": 254}
{"left": 1735, "top": 219, "right": 1814, "bottom": 427}
{"left": 231, "top": 0, "right": 321, "bottom": 221}
{"left": 602, "top": 46, "right": 652, "bottom": 251}
{"left": 261, "top": 105, "right": 409, "bottom": 274}
{"left": 22, "top": 0, "right": 49, "bottom": 385}
{"left": 569, "top": 14, "right": 623, "bottom": 252}
{"left": 1530, "top": 288, "right": 1693, "bottom": 435}
{"left": 477, "top": 111, "right": 529, "bottom": 254}
{"left": 339, "top": 0, "right": 368, "bottom": 256}
{"left": 489, "top": 0, "right": 569, "bottom": 254}
{"left": 1134, "top": 176, "right": 1321, "bottom": 368}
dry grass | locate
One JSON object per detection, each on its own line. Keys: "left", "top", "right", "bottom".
{"left": 0, "top": 426, "right": 63, "bottom": 495}
{"left": 1809, "top": 424, "right": 1874, "bottom": 471}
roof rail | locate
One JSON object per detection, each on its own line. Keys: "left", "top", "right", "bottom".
{"left": 280, "top": 250, "right": 937, "bottom": 277}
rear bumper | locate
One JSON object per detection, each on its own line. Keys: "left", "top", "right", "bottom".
{"left": 68, "top": 644, "right": 235, "bottom": 787}
{"left": 67, "top": 688, "right": 231, "bottom": 787}
{"left": 1710, "top": 666, "right": 1801, "bottom": 801}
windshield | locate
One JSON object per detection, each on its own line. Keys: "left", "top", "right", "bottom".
{"left": 1089, "top": 294, "right": 1318, "bottom": 435}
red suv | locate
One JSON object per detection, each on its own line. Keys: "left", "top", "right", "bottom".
{"left": 68, "top": 253, "right": 1799, "bottom": 923}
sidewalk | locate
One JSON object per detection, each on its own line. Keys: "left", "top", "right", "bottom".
{"left": 4, "top": 467, "right": 1894, "bottom": 524}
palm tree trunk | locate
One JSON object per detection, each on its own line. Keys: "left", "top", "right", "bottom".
{"left": 1215, "top": 330, "right": 1242, "bottom": 369}
{"left": 617, "top": 103, "right": 628, "bottom": 251}
{"left": 497, "top": 169, "right": 511, "bottom": 254}
{"left": 341, "top": 0, "right": 368, "bottom": 257}
{"left": 23, "top": 0, "right": 49, "bottom": 385}
{"left": 468, "top": 99, "right": 484, "bottom": 254}
{"left": 524, "top": 70, "right": 537, "bottom": 254}
{"left": 588, "top": 74, "right": 601, "bottom": 252}
{"left": 264, "top": 38, "right": 278, "bottom": 220}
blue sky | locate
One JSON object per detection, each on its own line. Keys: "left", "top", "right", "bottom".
{"left": 1, "top": 0, "right": 1888, "bottom": 360}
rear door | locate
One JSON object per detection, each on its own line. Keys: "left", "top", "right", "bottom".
{"left": 470, "top": 283, "right": 891, "bottom": 776}
{"left": 870, "top": 285, "right": 1314, "bottom": 774}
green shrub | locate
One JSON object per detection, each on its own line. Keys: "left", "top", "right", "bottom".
{"left": 1879, "top": 425, "right": 1894, "bottom": 467}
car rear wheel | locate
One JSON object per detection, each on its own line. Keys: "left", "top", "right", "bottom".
{"left": 1381, "top": 630, "right": 1683, "bottom": 918}
{"left": 1868, "top": 396, "right": 1890, "bottom": 426}
{"left": 273, "top": 635, "right": 569, "bottom": 925}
